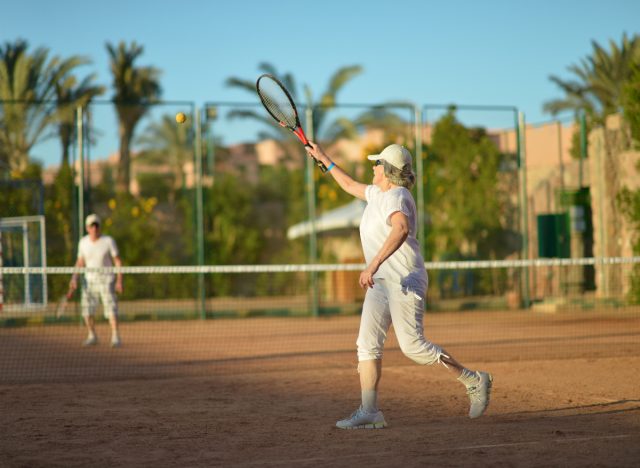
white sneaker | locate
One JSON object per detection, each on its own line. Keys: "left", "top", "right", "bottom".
{"left": 467, "top": 371, "right": 493, "bottom": 418}
{"left": 110, "top": 336, "right": 122, "bottom": 348}
{"left": 83, "top": 336, "right": 98, "bottom": 346}
{"left": 336, "top": 406, "right": 387, "bottom": 429}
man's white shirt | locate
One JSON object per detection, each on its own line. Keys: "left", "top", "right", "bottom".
{"left": 77, "top": 235, "right": 119, "bottom": 282}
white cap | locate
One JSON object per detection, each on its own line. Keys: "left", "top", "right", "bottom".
{"left": 367, "top": 144, "right": 413, "bottom": 170}
{"left": 85, "top": 213, "right": 101, "bottom": 226}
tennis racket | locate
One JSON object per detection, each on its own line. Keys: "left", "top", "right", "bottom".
{"left": 55, "top": 290, "right": 73, "bottom": 318}
{"left": 256, "top": 74, "right": 327, "bottom": 172}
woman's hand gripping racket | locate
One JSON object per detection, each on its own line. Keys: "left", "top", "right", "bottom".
{"left": 256, "top": 74, "right": 327, "bottom": 172}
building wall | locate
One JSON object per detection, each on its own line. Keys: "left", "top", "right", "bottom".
{"left": 588, "top": 115, "right": 639, "bottom": 296}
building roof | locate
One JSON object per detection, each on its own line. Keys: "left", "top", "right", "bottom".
{"left": 287, "top": 199, "right": 366, "bottom": 239}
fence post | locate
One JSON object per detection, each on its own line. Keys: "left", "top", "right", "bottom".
{"left": 195, "top": 106, "right": 206, "bottom": 319}
{"left": 76, "top": 106, "right": 85, "bottom": 238}
{"left": 305, "top": 107, "right": 319, "bottom": 317}
{"left": 517, "top": 111, "right": 531, "bottom": 308}
{"left": 579, "top": 111, "right": 588, "bottom": 189}
{"left": 414, "top": 105, "right": 425, "bottom": 256}
{"left": 0, "top": 231, "right": 3, "bottom": 313}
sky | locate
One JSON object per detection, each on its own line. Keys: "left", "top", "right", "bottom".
{"left": 2, "top": 0, "right": 639, "bottom": 167}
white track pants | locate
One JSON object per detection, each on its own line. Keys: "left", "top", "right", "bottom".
{"left": 356, "top": 279, "right": 445, "bottom": 365}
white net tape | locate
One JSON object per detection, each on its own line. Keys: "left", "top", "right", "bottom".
{"left": 2, "top": 256, "right": 639, "bottom": 275}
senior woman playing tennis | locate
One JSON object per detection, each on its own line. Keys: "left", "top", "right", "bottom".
{"left": 306, "top": 142, "right": 492, "bottom": 429}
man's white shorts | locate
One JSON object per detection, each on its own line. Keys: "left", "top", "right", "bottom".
{"left": 81, "top": 279, "right": 118, "bottom": 319}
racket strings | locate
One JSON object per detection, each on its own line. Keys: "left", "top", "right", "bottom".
{"left": 257, "top": 78, "right": 298, "bottom": 128}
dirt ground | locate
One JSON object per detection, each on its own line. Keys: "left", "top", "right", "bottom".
{"left": 1, "top": 309, "right": 639, "bottom": 467}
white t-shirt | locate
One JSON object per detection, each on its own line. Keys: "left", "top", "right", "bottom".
{"left": 360, "top": 185, "right": 427, "bottom": 291}
{"left": 77, "top": 235, "right": 119, "bottom": 282}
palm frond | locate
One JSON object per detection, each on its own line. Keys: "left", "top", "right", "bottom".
{"left": 544, "top": 33, "right": 640, "bottom": 120}
{"left": 225, "top": 77, "right": 257, "bottom": 93}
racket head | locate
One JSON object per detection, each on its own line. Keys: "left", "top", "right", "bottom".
{"left": 256, "top": 74, "right": 302, "bottom": 132}
{"left": 256, "top": 74, "right": 325, "bottom": 172}
{"left": 55, "top": 294, "right": 69, "bottom": 318}
{"left": 55, "top": 290, "right": 74, "bottom": 318}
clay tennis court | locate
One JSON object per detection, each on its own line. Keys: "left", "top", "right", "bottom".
{"left": 1, "top": 308, "right": 639, "bottom": 467}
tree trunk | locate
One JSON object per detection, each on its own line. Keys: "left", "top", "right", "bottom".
{"left": 117, "top": 124, "right": 132, "bottom": 193}
{"left": 60, "top": 125, "right": 72, "bottom": 167}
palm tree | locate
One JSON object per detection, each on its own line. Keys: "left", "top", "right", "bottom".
{"left": 301, "top": 64, "right": 363, "bottom": 137}
{"left": 226, "top": 62, "right": 363, "bottom": 144}
{"left": 545, "top": 33, "right": 640, "bottom": 264}
{"left": 55, "top": 69, "right": 105, "bottom": 168}
{"left": 0, "top": 39, "right": 89, "bottom": 175}
{"left": 135, "top": 113, "right": 192, "bottom": 191}
{"left": 226, "top": 63, "right": 414, "bottom": 162}
{"left": 323, "top": 101, "right": 414, "bottom": 142}
{"left": 49, "top": 71, "right": 104, "bottom": 263}
{"left": 544, "top": 33, "right": 640, "bottom": 122}
{"left": 106, "top": 41, "right": 162, "bottom": 192}
{"left": 622, "top": 64, "right": 640, "bottom": 145}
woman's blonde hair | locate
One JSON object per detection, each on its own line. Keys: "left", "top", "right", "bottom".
{"left": 382, "top": 160, "right": 416, "bottom": 189}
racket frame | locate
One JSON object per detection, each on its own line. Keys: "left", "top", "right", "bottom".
{"left": 256, "top": 74, "right": 327, "bottom": 172}
{"left": 55, "top": 290, "right": 74, "bottom": 318}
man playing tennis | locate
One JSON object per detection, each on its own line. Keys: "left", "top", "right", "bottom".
{"left": 306, "top": 142, "right": 492, "bottom": 429}
{"left": 69, "top": 214, "right": 123, "bottom": 348}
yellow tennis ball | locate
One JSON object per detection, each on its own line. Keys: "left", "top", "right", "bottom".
{"left": 175, "top": 112, "right": 186, "bottom": 124}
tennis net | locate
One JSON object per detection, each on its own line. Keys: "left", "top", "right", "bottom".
{"left": 1, "top": 257, "right": 639, "bottom": 383}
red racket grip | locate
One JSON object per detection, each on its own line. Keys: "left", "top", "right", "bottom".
{"left": 294, "top": 128, "right": 327, "bottom": 173}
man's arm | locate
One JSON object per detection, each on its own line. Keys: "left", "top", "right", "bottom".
{"left": 69, "top": 256, "right": 85, "bottom": 293}
{"left": 113, "top": 255, "right": 123, "bottom": 294}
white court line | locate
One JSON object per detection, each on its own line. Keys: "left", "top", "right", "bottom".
{"left": 233, "top": 433, "right": 636, "bottom": 466}
{"left": 452, "top": 433, "right": 632, "bottom": 451}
